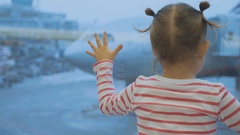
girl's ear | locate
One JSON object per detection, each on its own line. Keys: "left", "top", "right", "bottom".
{"left": 152, "top": 47, "right": 158, "bottom": 57}
{"left": 198, "top": 40, "right": 210, "bottom": 59}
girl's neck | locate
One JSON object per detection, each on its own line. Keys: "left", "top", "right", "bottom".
{"left": 161, "top": 62, "right": 197, "bottom": 79}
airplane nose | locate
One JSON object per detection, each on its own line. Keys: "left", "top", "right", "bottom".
{"left": 64, "top": 41, "right": 96, "bottom": 74}
{"left": 64, "top": 43, "right": 81, "bottom": 62}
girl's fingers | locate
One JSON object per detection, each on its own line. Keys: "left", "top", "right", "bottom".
{"left": 87, "top": 40, "right": 97, "bottom": 52}
{"left": 87, "top": 32, "right": 122, "bottom": 61}
{"left": 113, "top": 44, "right": 123, "bottom": 55}
{"left": 94, "top": 33, "right": 102, "bottom": 48}
{"left": 86, "top": 51, "right": 95, "bottom": 57}
{"left": 103, "top": 31, "right": 108, "bottom": 47}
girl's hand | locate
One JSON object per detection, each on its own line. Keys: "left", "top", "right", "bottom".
{"left": 86, "top": 32, "right": 123, "bottom": 62}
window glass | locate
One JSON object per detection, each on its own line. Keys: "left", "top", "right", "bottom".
{"left": 0, "top": 0, "right": 239, "bottom": 135}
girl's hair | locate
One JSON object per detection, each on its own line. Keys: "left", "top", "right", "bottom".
{"left": 139, "top": 1, "right": 219, "bottom": 66}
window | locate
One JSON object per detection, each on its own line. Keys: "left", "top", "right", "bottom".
{"left": 0, "top": 1, "right": 239, "bottom": 135}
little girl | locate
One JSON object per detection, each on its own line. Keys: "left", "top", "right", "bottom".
{"left": 86, "top": 1, "right": 240, "bottom": 135}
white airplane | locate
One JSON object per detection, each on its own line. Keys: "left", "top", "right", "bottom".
{"left": 64, "top": 3, "right": 240, "bottom": 89}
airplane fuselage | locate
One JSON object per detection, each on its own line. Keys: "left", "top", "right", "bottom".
{"left": 64, "top": 14, "right": 240, "bottom": 88}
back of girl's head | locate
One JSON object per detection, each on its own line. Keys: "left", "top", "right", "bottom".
{"left": 142, "top": 1, "right": 219, "bottom": 65}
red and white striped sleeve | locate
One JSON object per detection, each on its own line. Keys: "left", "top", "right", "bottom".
{"left": 93, "top": 60, "right": 135, "bottom": 116}
{"left": 218, "top": 87, "right": 240, "bottom": 133}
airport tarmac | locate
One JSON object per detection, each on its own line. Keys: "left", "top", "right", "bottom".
{"left": 0, "top": 69, "right": 137, "bottom": 135}
{"left": 0, "top": 69, "right": 239, "bottom": 135}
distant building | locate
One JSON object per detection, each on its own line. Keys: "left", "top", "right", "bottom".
{"left": 0, "top": 0, "right": 78, "bottom": 30}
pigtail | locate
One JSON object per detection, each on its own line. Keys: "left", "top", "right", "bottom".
{"left": 145, "top": 8, "right": 155, "bottom": 17}
{"left": 199, "top": 1, "right": 210, "bottom": 12}
{"left": 199, "top": 1, "right": 220, "bottom": 28}
{"left": 135, "top": 8, "right": 155, "bottom": 33}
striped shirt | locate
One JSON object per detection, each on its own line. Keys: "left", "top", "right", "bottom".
{"left": 93, "top": 60, "right": 240, "bottom": 135}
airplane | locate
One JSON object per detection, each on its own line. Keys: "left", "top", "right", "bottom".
{"left": 64, "top": 3, "right": 240, "bottom": 90}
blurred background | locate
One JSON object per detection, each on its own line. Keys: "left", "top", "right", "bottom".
{"left": 0, "top": 0, "right": 239, "bottom": 135}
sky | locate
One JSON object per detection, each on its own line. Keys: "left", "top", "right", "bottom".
{"left": 0, "top": 0, "right": 239, "bottom": 24}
